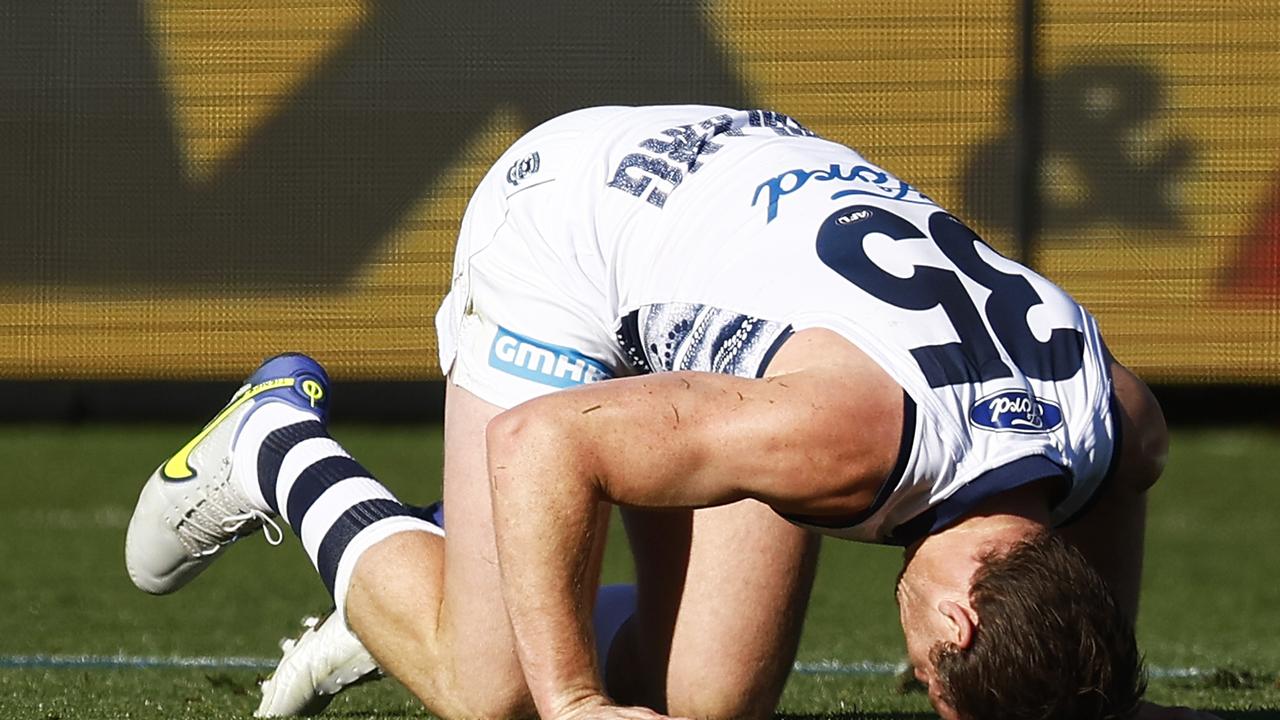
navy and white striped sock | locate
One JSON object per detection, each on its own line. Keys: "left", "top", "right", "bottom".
{"left": 231, "top": 402, "right": 442, "bottom": 616}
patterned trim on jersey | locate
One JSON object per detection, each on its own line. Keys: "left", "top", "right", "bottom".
{"left": 616, "top": 303, "right": 793, "bottom": 378}
{"left": 777, "top": 390, "right": 917, "bottom": 533}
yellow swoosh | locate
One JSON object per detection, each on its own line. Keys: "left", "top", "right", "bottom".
{"left": 161, "top": 377, "right": 296, "bottom": 481}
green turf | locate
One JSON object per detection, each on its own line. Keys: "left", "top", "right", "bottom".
{"left": 0, "top": 423, "right": 1276, "bottom": 718}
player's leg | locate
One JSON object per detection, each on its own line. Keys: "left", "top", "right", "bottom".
{"left": 1058, "top": 360, "right": 1168, "bottom": 619}
{"left": 124, "top": 354, "right": 446, "bottom": 602}
{"left": 124, "top": 351, "right": 555, "bottom": 718}
{"left": 258, "top": 378, "right": 610, "bottom": 719}
{"left": 124, "top": 354, "right": 469, "bottom": 716}
{"left": 610, "top": 501, "right": 820, "bottom": 719}
{"left": 260, "top": 110, "right": 624, "bottom": 717}
{"left": 342, "top": 379, "right": 537, "bottom": 718}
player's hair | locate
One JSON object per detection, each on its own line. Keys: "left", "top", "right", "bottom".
{"left": 930, "top": 530, "right": 1147, "bottom": 720}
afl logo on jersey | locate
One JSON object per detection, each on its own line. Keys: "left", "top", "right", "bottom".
{"left": 506, "top": 152, "right": 541, "bottom": 186}
{"left": 970, "top": 390, "right": 1063, "bottom": 433}
{"left": 835, "top": 209, "right": 873, "bottom": 225}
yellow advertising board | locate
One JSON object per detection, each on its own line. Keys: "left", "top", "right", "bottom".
{"left": 1, "top": 1, "right": 1276, "bottom": 382}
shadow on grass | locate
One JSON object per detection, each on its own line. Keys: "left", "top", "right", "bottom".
{"left": 320, "top": 707, "right": 419, "bottom": 712}
{"left": 777, "top": 714, "right": 935, "bottom": 719}
{"left": 778, "top": 707, "right": 1280, "bottom": 712}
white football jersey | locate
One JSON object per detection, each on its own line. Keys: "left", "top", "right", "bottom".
{"left": 438, "top": 105, "right": 1117, "bottom": 544}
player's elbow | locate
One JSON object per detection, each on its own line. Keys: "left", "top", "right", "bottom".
{"left": 485, "top": 404, "right": 591, "bottom": 489}
{"left": 486, "top": 407, "right": 551, "bottom": 515}
{"left": 484, "top": 405, "right": 546, "bottom": 479}
{"left": 485, "top": 405, "right": 608, "bottom": 525}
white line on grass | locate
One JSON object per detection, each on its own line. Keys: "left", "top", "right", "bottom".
{"left": 0, "top": 654, "right": 275, "bottom": 670}
{"left": 16, "top": 507, "right": 132, "bottom": 530}
{"left": 0, "top": 655, "right": 1210, "bottom": 679}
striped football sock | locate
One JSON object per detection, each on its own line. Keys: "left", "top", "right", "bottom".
{"left": 231, "top": 402, "right": 442, "bottom": 615}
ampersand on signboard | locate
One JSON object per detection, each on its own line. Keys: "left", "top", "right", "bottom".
{"left": 963, "top": 59, "right": 1194, "bottom": 234}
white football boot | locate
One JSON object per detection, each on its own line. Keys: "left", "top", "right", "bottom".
{"left": 256, "top": 612, "right": 383, "bottom": 717}
{"left": 124, "top": 353, "right": 329, "bottom": 594}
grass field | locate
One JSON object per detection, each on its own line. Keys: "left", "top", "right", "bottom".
{"left": 1, "top": 421, "right": 1278, "bottom": 718}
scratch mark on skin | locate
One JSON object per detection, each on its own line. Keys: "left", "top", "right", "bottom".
{"left": 680, "top": 378, "right": 691, "bottom": 390}
{"left": 737, "top": 391, "right": 744, "bottom": 401}
{"left": 582, "top": 404, "right": 602, "bottom": 414}
{"left": 777, "top": 382, "right": 790, "bottom": 389}
{"left": 671, "top": 404, "right": 681, "bottom": 426}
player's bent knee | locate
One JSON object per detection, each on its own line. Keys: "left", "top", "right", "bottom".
{"left": 1112, "top": 362, "right": 1169, "bottom": 495}
{"left": 1138, "top": 418, "right": 1169, "bottom": 492}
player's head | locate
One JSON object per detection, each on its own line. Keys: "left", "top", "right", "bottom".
{"left": 899, "top": 530, "right": 1146, "bottom": 720}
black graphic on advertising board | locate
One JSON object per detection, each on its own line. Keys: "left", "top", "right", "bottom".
{"left": 1, "top": 3, "right": 749, "bottom": 290}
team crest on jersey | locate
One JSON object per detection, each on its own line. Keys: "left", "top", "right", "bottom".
{"left": 506, "top": 152, "right": 541, "bottom": 186}
{"left": 970, "top": 390, "right": 1063, "bottom": 433}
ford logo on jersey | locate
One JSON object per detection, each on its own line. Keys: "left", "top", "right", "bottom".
{"left": 489, "top": 326, "right": 611, "bottom": 388}
{"left": 970, "top": 390, "right": 1064, "bottom": 433}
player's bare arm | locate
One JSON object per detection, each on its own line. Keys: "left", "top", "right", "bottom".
{"left": 486, "top": 329, "right": 902, "bottom": 719}
{"left": 1057, "top": 357, "right": 1167, "bottom": 621}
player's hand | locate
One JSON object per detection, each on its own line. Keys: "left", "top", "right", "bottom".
{"left": 549, "top": 694, "right": 689, "bottom": 720}
{"left": 559, "top": 708, "right": 684, "bottom": 720}
{"left": 1132, "top": 701, "right": 1224, "bottom": 719}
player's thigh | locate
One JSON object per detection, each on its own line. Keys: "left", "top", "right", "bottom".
{"left": 624, "top": 500, "right": 820, "bottom": 719}
{"left": 434, "top": 379, "right": 533, "bottom": 703}
{"left": 438, "top": 379, "right": 611, "bottom": 696}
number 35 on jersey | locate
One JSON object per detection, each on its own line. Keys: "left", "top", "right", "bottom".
{"left": 815, "top": 205, "right": 1086, "bottom": 389}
